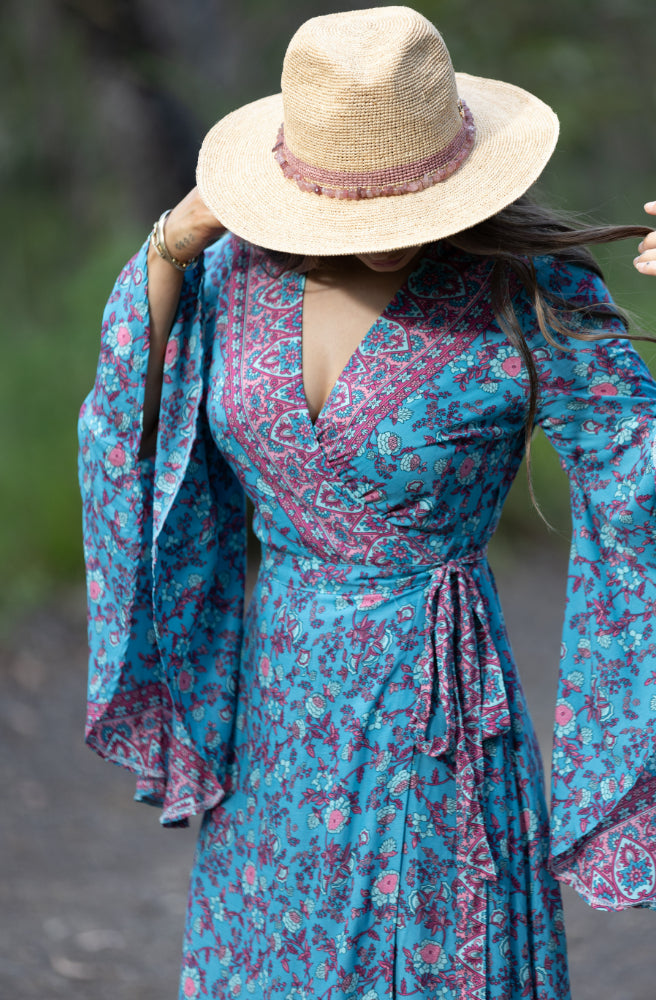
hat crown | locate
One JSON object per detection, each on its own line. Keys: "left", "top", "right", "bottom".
{"left": 281, "top": 7, "right": 462, "bottom": 173}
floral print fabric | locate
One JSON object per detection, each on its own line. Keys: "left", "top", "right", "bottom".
{"left": 79, "top": 235, "right": 656, "bottom": 1000}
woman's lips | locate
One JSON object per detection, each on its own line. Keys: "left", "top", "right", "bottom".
{"left": 367, "top": 253, "right": 406, "bottom": 266}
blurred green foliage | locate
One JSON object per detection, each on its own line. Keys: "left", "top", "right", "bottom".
{"left": 1, "top": 0, "right": 655, "bottom": 615}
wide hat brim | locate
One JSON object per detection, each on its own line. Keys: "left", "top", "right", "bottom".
{"left": 197, "top": 72, "right": 559, "bottom": 256}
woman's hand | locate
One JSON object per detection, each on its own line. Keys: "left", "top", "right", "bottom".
{"left": 160, "top": 186, "right": 226, "bottom": 263}
{"left": 634, "top": 202, "right": 656, "bottom": 274}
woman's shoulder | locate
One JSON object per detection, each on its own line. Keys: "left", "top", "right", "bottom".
{"left": 531, "top": 253, "right": 614, "bottom": 308}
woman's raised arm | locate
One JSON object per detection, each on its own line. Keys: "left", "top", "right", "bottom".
{"left": 140, "top": 186, "right": 225, "bottom": 458}
{"left": 633, "top": 201, "right": 656, "bottom": 276}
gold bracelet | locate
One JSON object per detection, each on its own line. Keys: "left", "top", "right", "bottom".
{"left": 150, "top": 209, "right": 199, "bottom": 271}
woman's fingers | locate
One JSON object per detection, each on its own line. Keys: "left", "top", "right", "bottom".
{"left": 634, "top": 203, "right": 656, "bottom": 273}
{"left": 634, "top": 251, "right": 656, "bottom": 273}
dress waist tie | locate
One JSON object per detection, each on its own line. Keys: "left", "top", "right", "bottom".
{"left": 408, "top": 554, "right": 512, "bottom": 1000}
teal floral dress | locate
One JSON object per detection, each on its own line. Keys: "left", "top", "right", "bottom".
{"left": 78, "top": 235, "right": 656, "bottom": 1000}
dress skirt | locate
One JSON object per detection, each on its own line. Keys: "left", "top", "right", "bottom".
{"left": 179, "top": 551, "right": 570, "bottom": 1000}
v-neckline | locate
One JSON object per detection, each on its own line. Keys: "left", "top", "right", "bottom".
{"left": 295, "top": 254, "right": 423, "bottom": 431}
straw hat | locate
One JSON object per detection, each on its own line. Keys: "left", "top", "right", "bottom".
{"left": 197, "top": 6, "right": 559, "bottom": 255}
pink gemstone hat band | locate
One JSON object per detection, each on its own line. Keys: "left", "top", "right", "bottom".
{"left": 272, "top": 101, "right": 476, "bottom": 200}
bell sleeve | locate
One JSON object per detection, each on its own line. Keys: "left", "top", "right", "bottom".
{"left": 525, "top": 256, "right": 656, "bottom": 908}
{"left": 77, "top": 233, "right": 246, "bottom": 827}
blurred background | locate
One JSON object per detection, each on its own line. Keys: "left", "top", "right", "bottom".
{"left": 1, "top": 0, "right": 655, "bottom": 997}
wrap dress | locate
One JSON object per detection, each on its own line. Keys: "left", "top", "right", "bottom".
{"left": 78, "top": 235, "right": 656, "bottom": 1000}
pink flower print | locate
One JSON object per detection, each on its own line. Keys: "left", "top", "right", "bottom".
{"left": 181, "top": 967, "right": 200, "bottom": 997}
{"left": 413, "top": 939, "right": 447, "bottom": 974}
{"left": 590, "top": 375, "right": 631, "bottom": 396}
{"left": 359, "top": 593, "right": 384, "bottom": 609}
{"left": 88, "top": 570, "right": 104, "bottom": 602}
{"left": 501, "top": 356, "right": 522, "bottom": 377}
{"left": 178, "top": 668, "right": 194, "bottom": 693}
{"left": 323, "top": 795, "right": 351, "bottom": 835}
{"left": 116, "top": 325, "right": 131, "bottom": 348}
{"left": 555, "top": 703, "right": 573, "bottom": 726}
{"left": 258, "top": 654, "right": 272, "bottom": 687}
{"left": 241, "top": 861, "right": 258, "bottom": 895}
{"left": 456, "top": 453, "right": 481, "bottom": 485}
{"left": 520, "top": 807, "right": 538, "bottom": 841}
{"left": 104, "top": 443, "right": 129, "bottom": 480}
{"left": 371, "top": 869, "right": 399, "bottom": 906}
{"left": 421, "top": 942, "right": 442, "bottom": 963}
{"left": 554, "top": 698, "right": 576, "bottom": 737}
{"left": 164, "top": 338, "right": 178, "bottom": 367}
{"left": 107, "top": 322, "right": 133, "bottom": 358}
{"left": 489, "top": 347, "right": 522, "bottom": 381}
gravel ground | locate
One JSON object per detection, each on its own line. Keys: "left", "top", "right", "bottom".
{"left": 1, "top": 542, "right": 653, "bottom": 999}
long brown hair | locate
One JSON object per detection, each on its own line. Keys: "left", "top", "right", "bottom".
{"left": 261, "top": 195, "right": 653, "bottom": 513}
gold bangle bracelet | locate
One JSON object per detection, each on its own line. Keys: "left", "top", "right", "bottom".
{"left": 150, "top": 209, "right": 200, "bottom": 272}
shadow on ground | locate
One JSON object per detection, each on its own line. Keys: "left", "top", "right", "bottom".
{"left": 1, "top": 542, "right": 653, "bottom": 999}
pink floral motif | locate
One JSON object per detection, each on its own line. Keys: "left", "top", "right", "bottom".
{"left": 117, "top": 325, "right": 131, "bottom": 347}
{"left": 107, "top": 444, "right": 125, "bottom": 467}
{"left": 501, "top": 356, "right": 522, "bottom": 376}
{"left": 165, "top": 338, "right": 178, "bottom": 366}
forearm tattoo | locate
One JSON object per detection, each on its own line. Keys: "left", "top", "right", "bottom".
{"left": 175, "top": 233, "right": 197, "bottom": 252}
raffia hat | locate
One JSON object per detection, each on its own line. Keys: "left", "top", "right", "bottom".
{"left": 197, "top": 6, "right": 559, "bottom": 255}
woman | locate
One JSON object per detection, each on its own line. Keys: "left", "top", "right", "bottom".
{"left": 79, "top": 8, "right": 656, "bottom": 1000}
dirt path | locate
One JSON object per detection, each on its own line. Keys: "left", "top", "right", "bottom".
{"left": 1, "top": 544, "right": 653, "bottom": 999}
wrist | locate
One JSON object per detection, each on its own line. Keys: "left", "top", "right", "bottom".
{"left": 165, "top": 201, "right": 226, "bottom": 261}
{"left": 151, "top": 210, "right": 200, "bottom": 271}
